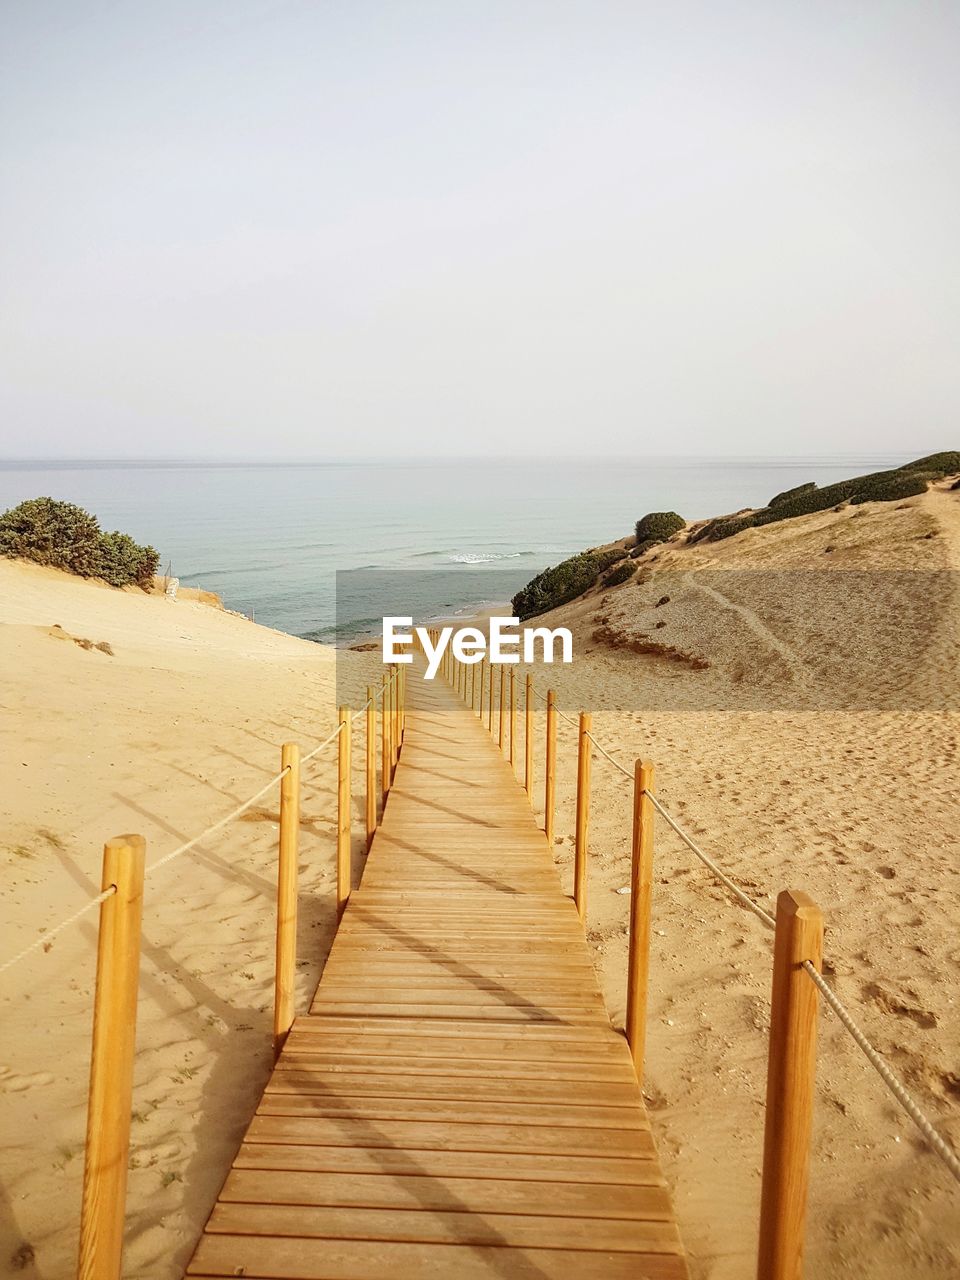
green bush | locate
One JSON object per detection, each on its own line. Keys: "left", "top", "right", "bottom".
{"left": 635, "top": 511, "right": 685, "bottom": 544}
{"left": 98, "top": 530, "right": 160, "bottom": 588}
{"left": 899, "top": 451, "right": 960, "bottom": 475}
{"left": 705, "top": 515, "right": 757, "bottom": 541}
{"left": 595, "top": 547, "right": 628, "bottom": 572}
{"left": 696, "top": 457, "right": 943, "bottom": 542}
{"left": 0, "top": 497, "right": 159, "bottom": 588}
{"left": 604, "top": 562, "right": 635, "bottom": 587}
{"left": 630, "top": 538, "right": 659, "bottom": 558}
{"left": 769, "top": 481, "right": 816, "bottom": 507}
{"left": 512, "top": 551, "right": 601, "bottom": 620}
{"left": 0, "top": 497, "right": 102, "bottom": 576}
{"left": 752, "top": 468, "right": 926, "bottom": 526}
{"left": 847, "top": 473, "right": 927, "bottom": 505}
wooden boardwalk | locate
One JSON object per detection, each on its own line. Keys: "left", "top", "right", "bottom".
{"left": 187, "top": 673, "right": 688, "bottom": 1279}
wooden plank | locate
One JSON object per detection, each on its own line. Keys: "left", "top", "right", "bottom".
{"left": 205, "top": 1202, "right": 683, "bottom": 1252}
{"left": 189, "top": 1236, "right": 689, "bottom": 1279}
{"left": 306, "top": 1003, "right": 609, "bottom": 1022}
{"left": 265, "top": 1072, "right": 640, "bottom": 1104}
{"left": 282, "top": 1032, "right": 629, "bottom": 1061}
{"left": 220, "top": 1168, "right": 671, "bottom": 1215}
{"left": 244, "top": 1115, "right": 654, "bottom": 1157}
{"left": 255, "top": 1094, "right": 647, "bottom": 1130}
{"left": 290, "top": 1017, "right": 620, "bottom": 1041}
{"left": 275, "top": 1053, "right": 637, "bottom": 1083}
{"left": 232, "top": 1142, "right": 663, "bottom": 1184}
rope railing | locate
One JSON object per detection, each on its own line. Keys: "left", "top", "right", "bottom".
{"left": 64, "top": 658, "right": 406, "bottom": 1277}
{"left": 801, "top": 960, "right": 960, "bottom": 1184}
{"left": 0, "top": 668, "right": 403, "bottom": 980}
{"left": 644, "top": 791, "right": 777, "bottom": 931}
{"left": 0, "top": 886, "right": 117, "bottom": 979}
{"left": 434, "top": 640, "right": 960, "bottom": 1270}
{"left": 578, "top": 718, "right": 960, "bottom": 1189}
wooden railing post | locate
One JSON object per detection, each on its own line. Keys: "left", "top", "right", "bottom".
{"left": 381, "top": 673, "right": 390, "bottom": 808}
{"left": 509, "top": 669, "right": 517, "bottom": 767}
{"left": 471, "top": 661, "right": 477, "bottom": 710}
{"left": 479, "top": 657, "right": 486, "bottom": 721}
{"left": 525, "top": 674, "right": 534, "bottom": 797}
{"left": 544, "top": 690, "right": 557, "bottom": 845}
{"left": 573, "top": 712, "right": 591, "bottom": 920}
{"left": 488, "top": 661, "right": 495, "bottom": 733}
{"left": 365, "top": 687, "right": 376, "bottom": 848}
{"left": 626, "top": 760, "right": 654, "bottom": 1077}
{"left": 78, "top": 834, "right": 146, "bottom": 1280}
{"left": 336, "top": 707, "right": 351, "bottom": 916}
{"left": 394, "top": 665, "right": 402, "bottom": 762}
{"left": 498, "top": 667, "right": 506, "bottom": 750}
{"left": 274, "top": 742, "right": 300, "bottom": 1056}
{"left": 757, "top": 891, "right": 823, "bottom": 1280}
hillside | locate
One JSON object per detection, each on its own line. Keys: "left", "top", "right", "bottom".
{"left": 502, "top": 481, "right": 960, "bottom": 1278}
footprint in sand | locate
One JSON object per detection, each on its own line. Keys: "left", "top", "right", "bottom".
{"left": 861, "top": 981, "right": 938, "bottom": 1029}
{"left": 0, "top": 1066, "right": 55, "bottom": 1093}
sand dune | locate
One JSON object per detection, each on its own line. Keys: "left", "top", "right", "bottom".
{"left": 0, "top": 561, "right": 377, "bottom": 1278}
{"left": 514, "top": 484, "right": 960, "bottom": 1278}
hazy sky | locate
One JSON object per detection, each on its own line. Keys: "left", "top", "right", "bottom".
{"left": 1, "top": 1, "right": 957, "bottom": 458}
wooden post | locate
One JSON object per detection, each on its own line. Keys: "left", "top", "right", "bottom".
{"left": 479, "top": 657, "right": 485, "bottom": 720}
{"left": 525, "top": 674, "right": 534, "bottom": 798}
{"left": 488, "top": 661, "right": 495, "bottom": 733}
{"left": 544, "top": 690, "right": 557, "bottom": 845}
{"left": 757, "top": 891, "right": 823, "bottom": 1280}
{"left": 393, "top": 666, "right": 401, "bottom": 765}
{"left": 273, "top": 743, "right": 300, "bottom": 1056}
{"left": 381, "top": 673, "right": 390, "bottom": 807}
{"left": 78, "top": 834, "right": 146, "bottom": 1280}
{"left": 509, "top": 669, "right": 517, "bottom": 767}
{"left": 365, "top": 687, "right": 376, "bottom": 848}
{"left": 626, "top": 760, "right": 655, "bottom": 1077}
{"left": 471, "top": 661, "right": 477, "bottom": 710}
{"left": 498, "top": 666, "right": 506, "bottom": 750}
{"left": 573, "top": 712, "right": 591, "bottom": 921}
{"left": 337, "top": 707, "right": 351, "bottom": 916}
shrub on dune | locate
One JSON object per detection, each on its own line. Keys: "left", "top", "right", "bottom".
{"left": 634, "top": 511, "right": 685, "bottom": 544}
{"left": 0, "top": 497, "right": 160, "bottom": 589}
{"left": 604, "top": 561, "right": 636, "bottom": 587}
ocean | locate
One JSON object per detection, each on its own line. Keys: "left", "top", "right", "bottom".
{"left": 0, "top": 455, "right": 910, "bottom": 641}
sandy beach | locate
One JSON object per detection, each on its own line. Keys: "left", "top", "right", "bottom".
{"left": 1, "top": 483, "right": 959, "bottom": 1278}
{"left": 509, "top": 483, "right": 960, "bottom": 1278}
{"left": 0, "top": 562, "right": 378, "bottom": 1277}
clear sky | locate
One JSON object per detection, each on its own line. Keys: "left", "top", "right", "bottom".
{"left": 1, "top": 1, "right": 957, "bottom": 459}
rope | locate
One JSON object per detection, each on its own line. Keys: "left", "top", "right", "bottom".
{"left": 144, "top": 769, "right": 289, "bottom": 876}
{"left": 1, "top": 713, "right": 353, "bottom": 979}
{"left": 301, "top": 721, "right": 345, "bottom": 763}
{"left": 0, "top": 886, "right": 116, "bottom": 979}
{"left": 801, "top": 961, "right": 960, "bottom": 1185}
{"left": 530, "top": 685, "right": 578, "bottom": 727}
{"left": 644, "top": 791, "right": 777, "bottom": 931}
{"left": 641, "top": 789, "right": 960, "bottom": 1184}
{"left": 585, "top": 731, "right": 634, "bottom": 780}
